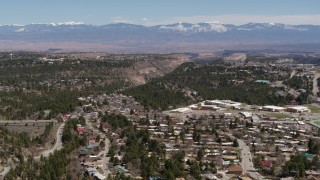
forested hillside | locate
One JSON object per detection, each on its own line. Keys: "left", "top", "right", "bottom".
{"left": 124, "top": 61, "right": 303, "bottom": 110}
{"left": 0, "top": 52, "right": 188, "bottom": 119}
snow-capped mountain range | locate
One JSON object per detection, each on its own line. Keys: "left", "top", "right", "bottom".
{"left": 158, "top": 22, "right": 230, "bottom": 33}
{"left": 1, "top": 21, "right": 318, "bottom": 33}
{"left": 0, "top": 21, "right": 320, "bottom": 52}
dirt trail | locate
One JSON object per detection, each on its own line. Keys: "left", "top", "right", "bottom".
{"left": 34, "top": 122, "right": 64, "bottom": 160}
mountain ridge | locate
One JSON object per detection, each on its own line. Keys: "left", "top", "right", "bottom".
{"left": 1, "top": 22, "right": 320, "bottom": 52}
{"left": 1, "top": 22, "right": 320, "bottom": 33}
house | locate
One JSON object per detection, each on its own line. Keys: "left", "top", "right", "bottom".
{"left": 306, "top": 170, "right": 320, "bottom": 180}
{"left": 79, "top": 147, "right": 91, "bottom": 156}
{"left": 63, "top": 114, "right": 71, "bottom": 121}
{"left": 149, "top": 177, "right": 161, "bottom": 180}
{"left": 223, "top": 155, "right": 238, "bottom": 160}
{"left": 255, "top": 80, "right": 271, "bottom": 84}
{"left": 93, "top": 172, "right": 106, "bottom": 180}
{"left": 89, "top": 141, "right": 100, "bottom": 145}
{"left": 239, "top": 112, "right": 252, "bottom": 119}
{"left": 77, "top": 127, "right": 85, "bottom": 135}
{"left": 260, "top": 160, "right": 273, "bottom": 168}
{"left": 221, "top": 142, "right": 233, "bottom": 146}
{"left": 86, "top": 167, "right": 98, "bottom": 176}
{"left": 301, "top": 153, "right": 316, "bottom": 159}
{"left": 87, "top": 143, "right": 100, "bottom": 149}
{"left": 227, "top": 164, "right": 243, "bottom": 175}
{"left": 88, "top": 133, "right": 98, "bottom": 141}
{"left": 159, "top": 124, "right": 169, "bottom": 132}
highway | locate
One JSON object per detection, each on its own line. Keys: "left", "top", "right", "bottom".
{"left": 34, "top": 122, "right": 65, "bottom": 160}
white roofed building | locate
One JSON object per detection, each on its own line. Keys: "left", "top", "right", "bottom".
{"left": 262, "top": 105, "right": 286, "bottom": 112}
{"left": 286, "top": 106, "right": 310, "bottom": 113}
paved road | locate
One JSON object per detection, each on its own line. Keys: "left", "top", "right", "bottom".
{"left": 237, "top": 138, "right": 264, "bottom": 180}
{"left": 226, "top": 134, "right": 264, "bottom": 180}
{"left": 85, "top": 115, "right": 111, "bottom": 176}
{"left": 34, "top": 122, "right": 65, "bottom": 160}
{"left": 312, "top": 73, "right": 320, "bottom": 96}
{"left": 0, "top": 166, "right": 11, "bottom": 178}
{"left": 101, "top": 138, "right": 111, "bottom": 176}
{"left": 0, "top": 120, "right": 57, "bottom": 124}
{"left": 237, "top": 139, "right": 254, "bottom": 172}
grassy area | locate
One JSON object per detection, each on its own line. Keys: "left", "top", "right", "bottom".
{"left": 307, "top": 105, "right": 320, "bottom": 113}
{"left": 313, "top": 120, "right": 320, "bottom": 126}
{"left": 269, "top": 113, "right": 292, "bottom": 119}
{"left": 310, "top": 120, "right": 320, "bottom": 128}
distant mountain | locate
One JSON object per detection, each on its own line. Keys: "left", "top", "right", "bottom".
{"left": 1, "top": 22, "right": 320, "bottom": 52}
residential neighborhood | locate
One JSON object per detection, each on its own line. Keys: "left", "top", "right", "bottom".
{"left": 1, "top": 52, "right": 320, "bottom": 179}
{"left": 59, "top": 89, "right": 320, "bottom": 179}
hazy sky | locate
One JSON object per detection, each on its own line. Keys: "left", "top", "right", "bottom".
{"left": 1, "top": 0, "right": 320, "bottom": 25}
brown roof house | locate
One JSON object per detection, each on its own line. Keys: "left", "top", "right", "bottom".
{"left": 227, "top": 164, "right": 243, "bottom": 175}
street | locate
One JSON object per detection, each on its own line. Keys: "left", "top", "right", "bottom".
{"left": 237, "top": 138, "right": 265, "bottom": 180}
{"left": 85, "top": 115, "right": 111, "bottom": 177}
{"left": 227, "top": 133, "right": 265, "bottom": 180}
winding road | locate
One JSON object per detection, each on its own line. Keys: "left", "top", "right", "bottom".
{"left": 34, "top": 122, "right": 65, "bottom": 160}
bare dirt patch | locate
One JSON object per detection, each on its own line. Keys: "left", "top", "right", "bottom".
{"left": 2, "top": 123, "right": 47, "bottom": 138}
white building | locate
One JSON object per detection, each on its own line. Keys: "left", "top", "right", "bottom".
{"left": 286, "top": 106, "right": 310, "bottom": 113}
{"left": 262, "top": 105, "right": 286, "bottom": 112}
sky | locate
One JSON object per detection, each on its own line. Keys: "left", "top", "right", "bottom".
{"left": 1, "top": 0, "right": 320, "bottom": 25}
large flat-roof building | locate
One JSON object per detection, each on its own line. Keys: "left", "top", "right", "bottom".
{"left": 286, "top": 106, "right": 310, "bottom": 113}
{"left": 204, "top": 100, "right": 241, "bottom": 108}
{"left": 262, "top": 105, "right": 286, "bottom": 112}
